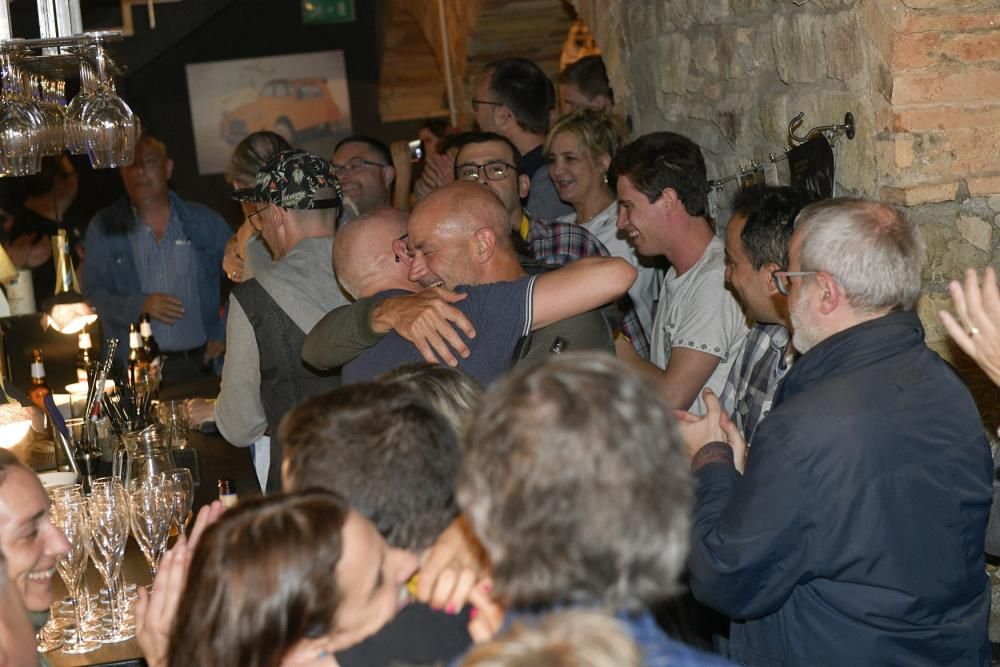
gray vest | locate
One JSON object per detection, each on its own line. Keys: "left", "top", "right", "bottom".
{"left": 231, "top": 279, "right": 341, "bottom": 492}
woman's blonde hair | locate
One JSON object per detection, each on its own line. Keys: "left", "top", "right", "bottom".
{"left": 544, "top": 109, "right": 627, "bottom": 163}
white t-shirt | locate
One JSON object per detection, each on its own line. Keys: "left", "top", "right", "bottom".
{"left": 651, "top": 236, "right": 749, "bottom": 415}
{"left": 558, "top": 202, "right": 662, "bottom": 337}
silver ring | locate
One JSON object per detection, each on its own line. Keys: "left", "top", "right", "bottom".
{"left": 970, "top": 326, "right": 980, "bottom": 337}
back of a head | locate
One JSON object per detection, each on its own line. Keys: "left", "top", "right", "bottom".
{"left": 333, "top": 208, "right": 408, "bottom": 299}
{"left": 544, "top": 108, "right": 626, "bottom": 161}
{"left": 415, "top": 181, "right": 512, "bottom": 251}
{"left": 487, "top": 58, "right": 555, "bottom": 136}
{"left": 457, "top": 353, "right": 693, "bottom": 611}
{"left": 22, "top": 155, "right": 66, "bottom": 198}
{"left": 461, "top": 610, "right": 642, "bottom": 667}
{"left": 609, "top": 131, "right": 708, "bottom": 218}
{"left": 226, "top": 131, "right": 293, "bottom": 187}
{"left": 795, "top": 197, "right": 925, "bottom": 314}
{"left": 168, "top": 491, "right": 348, "bottom": 667}
{"left": 279, "top": 382, "right": 460, "bottom": 551}
{"left": 731, "top": 185, "right": 819, "bottom": 270}
{"left": 558, "top": 55, "right": 613, "bottom": 105}
{"left": 379, "top": 363, "right": 483, "bottom": 436}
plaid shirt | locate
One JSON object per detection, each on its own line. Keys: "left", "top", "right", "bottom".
{"left": 719, "top": 323, "right": 794, "bottom": 443}
{"left": 523, "top": 215, "right": 651, "bottom": 358}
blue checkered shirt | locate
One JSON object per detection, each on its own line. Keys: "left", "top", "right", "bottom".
{"left": 524, "top": 216, "right": 651, "bottom": 358}
{"left": 719, "top": 323, "right": 793, "bottom": 443}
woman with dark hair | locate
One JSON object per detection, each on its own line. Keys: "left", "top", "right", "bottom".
{"left": 163, "top": 490, "right": 418, "bottom": 667}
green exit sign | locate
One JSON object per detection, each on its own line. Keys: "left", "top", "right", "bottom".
{"left": 303, "top": 0, "right": 355, "bottom": 24}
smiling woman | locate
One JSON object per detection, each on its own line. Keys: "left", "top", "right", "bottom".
{"left": 0, "top": 449, "right": 69, "bottom": 614}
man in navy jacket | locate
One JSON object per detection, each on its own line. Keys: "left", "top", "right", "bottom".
{"left": 681, "top": 198, "right": 992, "bottom": 666}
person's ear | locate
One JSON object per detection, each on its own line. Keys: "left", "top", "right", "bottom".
{"left": 518, "top": 173, "right": 530, "bottom": 199}
{"left": 597, "top": 151, "right": 612, "bottom": 176}
{"left": 391, "top": 236, "right": 412, "bottom": 267}
{"left": 473, "top": 227, "right": 496, "bottom": 261}
{"left": 382, "top": 165, "right": 396, "bottom": 189}
{"left": 763, "top": 261, "right": 782, "bottom": 294}
{"left": 658, "top": 186, "right": 680, "bottom": 215}
{"left": 815, "top": 271, "right": 841, "bottom": 315}
{"left": 494, "top": 104, "right": 515, "bottom": 132}
{"left": 164, "top": 158, "right": 175, "bottom": 181}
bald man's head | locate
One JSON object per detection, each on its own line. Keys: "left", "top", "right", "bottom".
{"left": 404, "top": 182, "right": 519, "bottom": 289}
{"left": 334, "top": 208, "right": 414, "bottom": 299}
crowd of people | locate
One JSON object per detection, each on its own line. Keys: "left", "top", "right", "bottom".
{"left": 0, "top": 51, "right": 998, "bottom": 667}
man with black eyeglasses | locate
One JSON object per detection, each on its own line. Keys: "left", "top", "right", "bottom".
{"left": 472, "top": 59, "right": 572, "bottom": 220}
{"left": 332, "top": 135, "right": 395, "bottom": 215}
{"left": 450, "top": 131, "right": 649, "bottom": 357}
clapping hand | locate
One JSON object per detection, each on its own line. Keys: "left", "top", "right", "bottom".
{"left": 940, "top": 266, "right": 1000, "bottom": 387}
{"left": 674, "top": 388, "right": 747, "bottom": 473}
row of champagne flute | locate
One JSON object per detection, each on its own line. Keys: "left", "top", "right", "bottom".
{"left": 40, "top": 469, "right": 193, "bottom": 655}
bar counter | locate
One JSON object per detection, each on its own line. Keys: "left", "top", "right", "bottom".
{"left": 44, "top": 378, "right": 259, "bottom": 667}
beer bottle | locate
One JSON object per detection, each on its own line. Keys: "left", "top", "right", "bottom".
{"left": 29, "top": 348, "right": 51, "bottom": 410}
{"left": 139, "top": 313, "right": 162, "bottom": 378}
{"left": 127, "top": 323, "right": 150, "bottom": 390}
{"left": 76, "top": 330, "right": 94, "bottom": 384}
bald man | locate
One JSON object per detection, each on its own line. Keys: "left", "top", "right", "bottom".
{"left": 303, "top": 182, "right": 633, "bottom": 385}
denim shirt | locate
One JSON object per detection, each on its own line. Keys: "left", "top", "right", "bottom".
{"left": 82, "top": 192, "right": 231, "bottom": 359}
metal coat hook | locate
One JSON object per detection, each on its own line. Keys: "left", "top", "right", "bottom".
{"left": 788, "top": 112, "right": 855, "bottom": 145}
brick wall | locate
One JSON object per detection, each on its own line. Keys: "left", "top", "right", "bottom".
{"left": 570, "top": 0, "right": 1000, "bottom": 420}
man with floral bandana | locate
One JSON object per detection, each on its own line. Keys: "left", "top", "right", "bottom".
{"left": 205, "top": 150, "right": 349, "bottom": 492}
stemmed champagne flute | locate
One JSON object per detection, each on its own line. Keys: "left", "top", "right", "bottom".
{"left": 165, "top": 468, "right": 194, "bottom": 537}
{"left": 128, "top": 477, "right": 172, "bottom": 579}
{"left": 87, "top": 478, "right": 134, "bottom": 642}
{"left": 50, "top": 497, "right": 101, "bottom": 654}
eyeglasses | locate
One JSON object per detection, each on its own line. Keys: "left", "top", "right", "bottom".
{"left": 247, "top": 204, "right": 270, "bottom": 232}
{"left": 471, "top": 99, "right": 503, "bottom": 113}
{"left": 771, "top": 270, "right": 817, "bottom": 296}
{"left": 456, "top": 161, "right": 516, "bottom": 182}
{"left": 331, "top": 158, "right": 387, "bottom": 177}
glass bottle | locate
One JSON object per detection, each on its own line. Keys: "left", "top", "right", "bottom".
{"left": 76, "top": 330, "right": 93, "bottom": 384}
{"left": 218, "top": 478, "right": 238, "bottom": 509}
{"left": 139, "top": 312, "right": 161, "bottom": 375}
{"left": 29, "top": 348, "right": 51, "bottom": 410}
{"left": 127, "top": 323, "right": 150, "bottom": 391}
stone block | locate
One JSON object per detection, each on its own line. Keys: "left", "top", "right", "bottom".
{"left": 903, "top": 11, "right": 1000, "bottom": 34}
{"left": 772, "top": 13, "right": 827, "bottom": 84}
{"left": 881, "top": 181, "right": 961, "bottom": 206}
{"left": 893, "top": 68, "right": 1000, "bottom": 105}
{"left": 657, "top": 33, "right": 692, "bottom": 95}
{"left": 957, "top": 214, "right": 993, "bottom": 252}
{"left": 918, "top": 217, "right": 990, "bottom": 289}
{"left": 968, "top": 175, "right": 1000, "bottom": 197}
{"left": 691, "top": 0, "right": 730, "bottom": 24}
{"left": 825, "top": 12, "right": 865, "bottom": 82}
{"left": 892, "top": 104, "right": 1000, "bottom": 133}
{"left": 693, "top": 32, "right": 721, "bottom": 78}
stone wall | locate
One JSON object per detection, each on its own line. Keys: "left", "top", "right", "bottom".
{"left": 570, "top": 0, "right": 1000, "bottom": 418}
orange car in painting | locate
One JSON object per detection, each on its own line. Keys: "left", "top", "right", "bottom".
{"left": 221, "top": 78, "right": 345, "bottom": 144}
